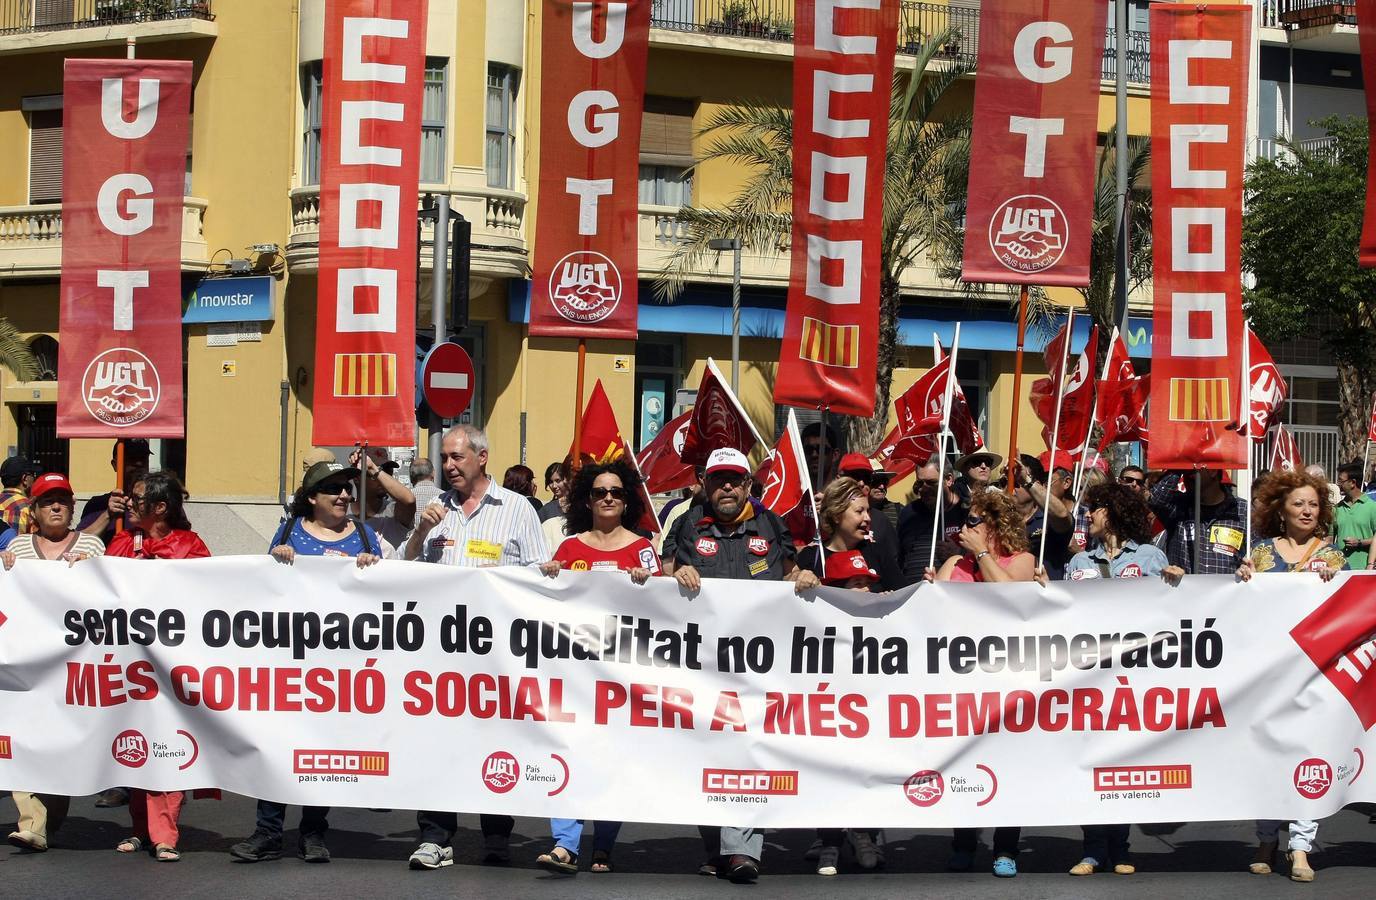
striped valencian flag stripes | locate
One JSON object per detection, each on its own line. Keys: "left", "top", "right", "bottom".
{"left": 1168, "top": 377, "right": 1232, "bottom": 423}
{"left": 334, "top": 353, "right": 397, "bottom": 399}
{"left": 799, "top": 317, "right": 860, "bottom": 369}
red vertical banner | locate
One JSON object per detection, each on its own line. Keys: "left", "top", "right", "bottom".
{"left": 58, "top": 60, "right": 191, "bottom": 438}
{"left": 1148, "top": 4, "right": 1250, "bottom": 470}
{"left": 774, "top": 0, "right": 899, "bottom": 416}
{"left": 1359, "top": 1, "right": 1376, "bottom": 265}
{"left": 313, "top": 0, "right": 427, "bottom": 446}
{"left": 961, "top": 0, "right": 1107, "bottom": 286}
{"left": 530, "top": 0, "right": 650, "bottom": 339}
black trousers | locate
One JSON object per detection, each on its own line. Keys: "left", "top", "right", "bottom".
{"left": 416, "top": 810, "right": 514, "bottom": 846}
{"left": 953, "top": 827, "right": 1020, "bottom": 857}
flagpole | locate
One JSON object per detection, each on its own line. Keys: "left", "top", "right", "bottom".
{"left": 1240, "top": 327, "right": 1253, "bottom": 553}
{"left": 929, "top": 323, "right": 962, "bottom": 573}
{"left": 1007, "top": 284, "right": 1031, "bottom": 491}
{"left": 573, "top": 339, "right": 587, "bottom": 471}
{"left": 113, "top": 438, "right": 126, "bottom": 535}
{"left": 1039, "top": 309, "right": 1074, "bottom": 570}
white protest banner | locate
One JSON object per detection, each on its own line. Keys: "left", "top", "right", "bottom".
{"left": 1, "top": 557, "right": 1374, "bottom": 828}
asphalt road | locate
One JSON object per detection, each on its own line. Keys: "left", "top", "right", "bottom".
{"left": 4, "top": 792, "right": 1376, "bottom": 898}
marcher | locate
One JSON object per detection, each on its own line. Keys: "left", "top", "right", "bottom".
{"left": 897, "top": 455, "right": 966, "bottom": 583}
{"left": 1237, "top": 469, "right": 1344, "bottom": 883}
{"left": 535, "top": 459, "right": 659, "bottom": 875}
{"left": 504, "top": 464, "right": 544, "bottom": 512}
{"left": 352, "top": 448, "right": 416, "bottom": 556}
{"left": 78, "top": 439, "right": 153, "bottom": 545}
{"left": 836, "top": 453, "right": 903, "bottom": 582}
{"left": 668, "top": 447, "right": 820, "bottom": 883}
{"left": 409, "top": 457, "right": 443, "bottom": 526}
{"left": 0, "top": 455, "right": 39, "bottom": 534}
{"left": 864, "top": 460, "right": 900, "bottom": 531}
{"left": 405, "top": 425, "right": 549, "bottom": 870}
{"left": 1117, "top": 465, "right": 1147, "bottom": 495}
{"left": 539, "top": 461, "right": 570, "bottom": 522}
{"left": 1007, "top": 453, "right": 1074, "bottom": 580}
{"left": 953, "top": 449, "right": 1001, "bottom": 503}
{"left": 1149, "top": 469, "right": 1249, "bottom": 574}
{"left": 1331, "top": 461, "right": 1376, "bottom": 570}
{"left": 797, "top": 476, "right": 904, "bottom": 593}
{"left": 4, "top": 472, "right": 104, "bottom": 853}
{"left": 228, "top": 460, "right": 381, "bottom": 865}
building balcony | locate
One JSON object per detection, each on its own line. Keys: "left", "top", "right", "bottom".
{"left": 1274, "top": 1, "right": 1358, "bottom": 53}
{"left": 0, "top": 197, "right": 208, "bottom": 278}
{"left": 651, "top": 0, "right": 1152, "bottom": 85}
{"left": 1256, "top": 135, "right": 1340, "bottom": 164}
{"left": 286, "top": 186, "right": 528, "bottom": 281}
{"left": 0, "top": 0, "right": 215, "bottom": 55}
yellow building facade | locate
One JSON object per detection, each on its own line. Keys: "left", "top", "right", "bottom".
{"left": 0, "top": 0, "right": 1215, "bottom": 529}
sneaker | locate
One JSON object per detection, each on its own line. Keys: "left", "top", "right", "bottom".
{"left": 816, "top": 845, "right": 841, "bottom": 876}
{"left": 409, "top": 842, "right": 454, "bottom": 870}
{"left": 804, "top": 838, "right": 823, "bottom": 861}
{"left": 95, "top": 788, "right": 129, "bottom": 808}
{"left": 993, "top": 855, "right": 1018, "bottom": 878}
{"left": 1114, "top": 862, "right": 1137, "bottom": 875}
{"left": 948, "top": 850, "right": 975, "bottom": 872}
{"left": 726, "top": 854, "right": 760, "bottom": 883}
{"left": 1070, "top": 858, "right": 1099, "bottom": 876}
{"left": 482, "top": 833, "right": 511, "bottom": 865}
{"left": 229, "top": 829, "right": 283, "bottom": 862}
{"left": 299, "top": 832, "right": 330, "bottom": 863}
{"left": 7, "top": 830, "right": 48, "bottom": 852}
{"left": 849, "top": 831, "right": 881, "bottom": 870}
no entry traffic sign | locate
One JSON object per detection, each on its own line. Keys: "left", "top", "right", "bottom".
{"left": 421, "top": 341, "right": 475, "bottom": 420}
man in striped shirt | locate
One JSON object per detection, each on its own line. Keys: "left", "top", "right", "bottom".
{"left": 404, "top": 424, "right": 550, "bottom": 872}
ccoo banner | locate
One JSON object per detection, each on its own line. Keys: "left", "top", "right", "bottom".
{"left": 530, "top": 0, "right": 650, "bottom": 340}
{"left": 774, "top": 0, "right": 899, "bottom": 417}
{"left": 1148, "top": 3, "right": 1250, "bottom": 470}
{"left": 4, "top": 558, "right": 1376, "bottom": 828}
{"left": 961, "top": 0, "right": 1107, "bottom": 287}
{"left": 58, "top": 60, "right": 192, "bottom": 438}
{"left": 313, "top": 0, "right": 428, "bottom": 446}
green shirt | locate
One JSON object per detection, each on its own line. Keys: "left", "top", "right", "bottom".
{"left": 1333, "top": 492, "right": 1376, "bottom": 569}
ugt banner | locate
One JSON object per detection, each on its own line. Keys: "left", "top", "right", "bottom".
{"left": 58, "top": 60, "right": 191, "bottom": 438}
{"left": 1359, "top": 0, "right": 1376, "bottom": 266}
{"left": 774, "top": 0, "right": 899, "bottom": 417}
{"left": 313, "top": 0, "right": 427, "bottom": 446}
{"left": 1148, "top": 3, "right": 1250, "bottom": 470}
{"left": 5, "top": 557, "right": 1376, "bottom": 828}
{"left": 529, "top": 0, "right": 650, "bottom": 339}
{"left": 961, "top": 0, "right": 1107, "bottom": 287}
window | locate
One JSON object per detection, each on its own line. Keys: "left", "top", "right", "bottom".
{"left": 305, "top": 59, "right": 449, "bottom": 186}
{"left": 640, "top": 96, "right": 696, "bottom": 207}
{"left": 28, "top": 335, "right": 58, "bottom": 381}
{"left": 25, "top": 95, "right": 63, "bottom": 204}
{"left": 486, "top": 64, "right": 519, "bottom": 189}
{"left": 638, "top": 164, "right": 693, "bottom": 207}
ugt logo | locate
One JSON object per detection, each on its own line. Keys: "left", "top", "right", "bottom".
{"left": 549, "top": 251, "right": 622, "bottom": 324}
{"left": 112, "top": 730, "right": 148, "bottom": 769}
{"left": 481, "top": 751, "right": 519, "bottom": 794}
{"left": 81, "top": 348, "right": 160, "bottom": 427}
{"left": 989, "top": 195, "right": 1068, "bottom": 273}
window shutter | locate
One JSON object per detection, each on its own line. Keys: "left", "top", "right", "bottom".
{"left": 640, "top": 97, "right": 695, "bottom": 167}
{"left": 29, "top": 109, "right": 62, "bottom": 204}
{"left": 34, "top": 1, "right": 75, "bottom": 27}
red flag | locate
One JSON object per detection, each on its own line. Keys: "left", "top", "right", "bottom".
{"left": 1032, "top": 323, "right": 1098, "bottom": 458}
{"left": 760, "top": 409, "right": 814, "bottom": 517}
{"left": 680, "top": 359, "right": 760, "bottom": 466}
{"left": 1359, "top": 0, "right": 1376, "bottom": 266}
{"left": 1270, "top": 423, "right": 1303, "bottom": 473}
{"left": 565, "top": 380, "right": 659, "bottom": 534}
{"left": 530, "top": 0, "right": 649, "bottom": 338}
{"left": 58, "top": 60, "right": 191, "bottom": 438}
{"left": 1095, "top": 331, "right": 1150, "bottom": 449}
{"left": 962, "top": 0, "right": 1108, "bottom": 287}
{"left": 774, "top": 0, "right": 900, "bottom": 416}
{"left": 1247, "top": 328, "right": 1286, "bottom": 441}
{"left": 1368, "top": 393, "right": 1376, "bottom": 443}
{"left": 635, "top": 408, "right": 696, "bottom": 494}
{"left": 1148, "top": 4, "right": 1250, "bottom": 469}
{"left": 884, "top": 355, "right": 953, "bottom": 464}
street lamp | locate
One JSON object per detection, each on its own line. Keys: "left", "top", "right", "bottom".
{"left": 708, "top": 237, "right": 743, "bottom": 391}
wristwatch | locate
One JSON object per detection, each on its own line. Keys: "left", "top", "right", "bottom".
{"left": 975, "top": 550, "right": 991, "bottom": 563}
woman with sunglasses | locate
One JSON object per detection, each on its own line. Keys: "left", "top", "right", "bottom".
{"left": 536, "top": 460, "right": 658, "bottom": 875}
{"left": 926, "top": 490, "right": 1033, "bottom": 877}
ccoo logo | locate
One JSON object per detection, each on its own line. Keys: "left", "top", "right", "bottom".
{"left": 112, "top": 730, "right": 148, "bottom": 768}
{"left": 82, "top": 348, "right": 160, "bottom": 427}
{"left": 989, "top": 194, "right": 1068, "bottom": 273}
{"left": 549, "top": 251, "right": 622, "bottom": 324}
{"left": 1294, "top": 758, "right": 1332, "bottom": 799}
{"left": 482, "top": 751, "right": 520, "bottom": 794}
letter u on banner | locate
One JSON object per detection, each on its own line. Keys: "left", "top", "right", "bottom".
{"left": 774, "top": 0, "right": 899, "bottom": 416}
{"left": 58, "top": 60, "right": 192, "bottom": 438}
{"left": 1148, "top": 3, "right": 1249, "bottom": 470}
{"left": 529, "top": 0, "right": 651, "bottom": 340}
{"left": 313, "top": 0, "right": 427, "bottom": 446}
{"left": 961, "top": 0, "right": 1107, "bottom": 287}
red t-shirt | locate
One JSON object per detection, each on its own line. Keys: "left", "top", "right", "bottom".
{"left": 108, "top": 528, "right": 212, "bottom": 560}
{"left": 554, "top": 535, "right": 662, "bottom": 575}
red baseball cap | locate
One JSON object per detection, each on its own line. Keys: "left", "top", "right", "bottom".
{"left": 1039, "top": 450, "right": 1076, "bottom": 475}
{"left": 838, "top": 453, "right": 873, "bottom": 476}
{"left": 823, "top": 550, "right": 879, "bottom": 586}
{"left": 30, "top": 472, "right": 74, "bottom": 501}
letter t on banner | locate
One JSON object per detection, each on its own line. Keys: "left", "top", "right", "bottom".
{"left": 774, "top": 0, "right": 900, "bottom": 417}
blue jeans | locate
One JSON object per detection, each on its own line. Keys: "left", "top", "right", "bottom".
{"left": 255, "top": 800, "right": 328, "bottom": 838}
{"left": 1256, "top": 819, "right": 1318, "bottom": 852}
{"left": 551, "top": 818, "right": 621, "bottom": 854}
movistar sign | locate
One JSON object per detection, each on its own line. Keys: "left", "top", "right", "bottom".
{"left": 183, "top": 275, "right": 274, "bottom": 323}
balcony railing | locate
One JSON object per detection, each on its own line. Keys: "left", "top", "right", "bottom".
{"left": 0, "top": 0, "right": 213, "bottom": 35}
{"left": 1255, "top": 135, "right": 1340, "bottom": 163}
{"left": 0, "top": 198, "right": 208, "bottom": 274}
{"left": 651, "top": 1, "right": 1151, "bottom": 84}
{"left": 1276, "top": 1, "right": 1357, "bottom": 29}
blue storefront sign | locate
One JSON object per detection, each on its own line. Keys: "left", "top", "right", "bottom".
{"left": 183, "top": 275, "right": 275, "bottom": 324}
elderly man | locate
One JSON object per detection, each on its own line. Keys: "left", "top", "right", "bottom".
{"left": 666, "top": 448, "right": 819, "bottom": 883}
{"left": 953, "top": 449, "right": 1001, "bottom": 504}
{"left": 0, "top": 455, "right": 39, "bottom": 534}
{"left": 404, "top": 425, "right": 549, "bottom": 871}
{"left": 898, "top": 455, "right": 967, "bottom": 583}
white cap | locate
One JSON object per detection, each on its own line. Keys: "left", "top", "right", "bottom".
{"left": 705, "top": 447, "right": 750, "bottom": 476}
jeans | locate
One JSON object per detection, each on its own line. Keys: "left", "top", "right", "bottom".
{"left": 551, "top": 818, "right": 621, "bottom": 854}
{"left": 256, "top": 800, "right": 329, "bottom": 838}
{"left": 953, "top": 827, "right": 1020, "bottom": 858}
{"left": 698, "top": 825, "right": 764, "bottom": 861}
{"left": 1081, "top": 824, "right": 1131, "bottom": 864}
{"left": 416, "top": 810, "right": 514, "bottom": 846}
{"left": 1256, "top": 819, "right": 1318, "bottom": 852}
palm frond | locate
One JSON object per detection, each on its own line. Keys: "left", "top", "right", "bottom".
{"left": 0, "top": 317, "right": 39, "bottom": 383}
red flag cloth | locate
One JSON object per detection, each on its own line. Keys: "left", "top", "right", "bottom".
{"left": 886, "top": 355, "right": 953, "bottom": 464}
{"left": 679, "top": 360, "right": 760, "bottom": 466}
{"left": 773, "top": 0, "right": 900, "bottom": 416}
{"left": 566, "top": 380, "right": 659, "bottom": 535}
{"left": 312, "top": 0, "right": 427, "bottom": 446}
{"left": 760, "top": 410, "right": 813, "bottom": 517}
{"left": 1247, "top": 328, "right": 1287, "bottom": 441}
{"left": 529, "top": 0, "right": 649, "bottom": 338}
{"left": 1270, "top": 423, "right": 1303, "bottom": 473}
{"left": 1360, "top": 0, "right": 1376, "bottom": 266}
{"left": 1032, "top": 323, "right": 1098, "bottom": 458}
{"left": 58, "top": 60, "right": 192, "bottom": 438}
{"left": 1148, "top": 4, "right": 1250, "bottom": 469}
{"left": 635, "top": 408, "right": 697, "bottom": 494}
{"left": 1095, "top": 332, "right": 1150, "bottom": 449}
{"left": 961, "top": 0, "right": 1108, "bottom": 287}
{"left": 1368, "top": 393, "right": 1376, "bottom": 443}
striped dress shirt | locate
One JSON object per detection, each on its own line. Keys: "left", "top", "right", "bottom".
{"left": 416, "top": 478, "right": 551, "bottom": 567}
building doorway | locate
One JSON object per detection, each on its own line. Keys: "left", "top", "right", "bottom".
{"left": 15, "top": 404, "right": 67, "bottom": 474}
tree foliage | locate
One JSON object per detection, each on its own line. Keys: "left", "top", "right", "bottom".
{"left": 0, "top": 318, "right": 38, "bottom": 383}
{"left": 1079, "top": 126, "right": 1153, "bottom": 332}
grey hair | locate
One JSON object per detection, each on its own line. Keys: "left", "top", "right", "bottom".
{"left": 443, "top": 423, "right": 489, "bottom": 455}
{"left": 410, "top": 457, "right": 435, "bottom": 482}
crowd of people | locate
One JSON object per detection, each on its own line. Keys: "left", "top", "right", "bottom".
{"left": 2, "top": 424, "right": 1372, "bottom": 884}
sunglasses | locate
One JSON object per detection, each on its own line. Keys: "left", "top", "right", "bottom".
{"left": 967, "top": 460, "right": 992, "bottom": 469}
{"left": 917, "top": 478, "right": 940, "bottom": 488}
{"left": 1119, "top": 476, "right": 1145, "bottom": 486}
{"left": 964, "top": 514, "right": 984, "bottom": 528}
{"left": 314, "top": 482, "right": 354, "bottom": 496}
{"left": 590, "top": 486, "right": 628, "bottom": 501}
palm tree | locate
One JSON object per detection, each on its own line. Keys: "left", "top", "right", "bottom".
{"left": 654, "top": 32, "right": 1010, "bottom": 453}
{"left": 0, "top": 318, "right": 38, "bottom": 383}
{"left": 1079, "top": 125, "right": 1152, "bottom": 334}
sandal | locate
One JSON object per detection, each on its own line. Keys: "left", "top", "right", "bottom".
{"left": 116, "top": 836, "right": 145, "bottom": 854}
{"left": 590, "top": 849, "right": 614, "bottom": 873}
{"left": 156, "top": 845, "right": 181, "bottom": 862}
{"left": 536, "top": 845, "right": 579, "bottom": 876}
